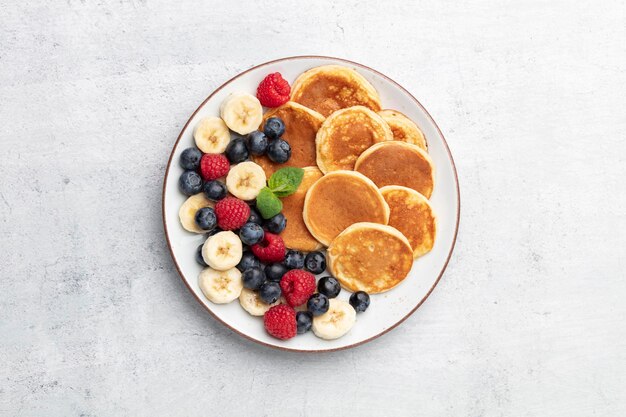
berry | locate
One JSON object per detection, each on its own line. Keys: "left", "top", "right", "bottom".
{"left": 242, "top": 266, "right": 265, "bottom": 290}
{"left": 349, "top": 291, "right": 370, "bottom": 312}
{"left": 180, "top": 147, "right": 202, "bottom": 170}
{"left": 246, "top": 131, "right": 269, "bottom": 155}
{"left": 283, "top": 250, "right": 305, "bottom": 270}
{"left": 280, "top": 269, "right": 316, "bottom": 307}
{"left": 264, "top": 304, "right": 296, "bottom": 340}
{"left": 195, "top": 207, "right": 217, "bottom": 231}
{"left": 317, "top": 276, "right": 340, "bottom": 298}
{"left": 199, "top": 153, "right": 230, "bottom": 181}
{"left": 179, "top": 170, "right": 203, "bottom": 196}
{"left": 304, "top": 251, "right": 326, "bottom": 274}
{"left": 264, "top": 212, "right": 286, "bottom": 234}
{"left": 214, "top": 197, "right": 251, "bottom": 230}
{"left": 259, "top": 281, "right": 282, "bottom": 304}
{"left": 225, "top": 137, "right": 249, "bottom": 163}
{"left": 239, "top": 222, "right": 264, "bottom": 245}
{"left": 263, "top": 117, "right": 286, "bottom": 139}
{"left": 307, "top": 293, "right": 330, "bottom": 316}
{"left": 251, "top": 232, "right": 286, "bottom": 263}
{"left": 265, "top": 263, "right": 288, "bottom": 282}
{"left": 203, "top": 180, "right": 227, "bottom": 201}
{"left": 256, "top": 73, "right": 290, "bottom": 108}
{"left": 237, "top": 250, "right": 260, "bottom": 272}
{"left": 296, "top": 311, "right": 313, "bottom": 334}
{"left": 195, "top": 244, "right": 207, "bottom": 267}
{"left": 206, "top": 227, "right": 223, "bottom": 238}
{"left": 267, "top": 139, "right": 291, "bottom": 163}
{"left": 247, "top": 207, "right": 263, "bottom": 225}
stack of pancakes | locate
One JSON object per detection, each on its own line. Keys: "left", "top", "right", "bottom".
{"left": 262, "top": 65, "right": 437, "bottom": 294}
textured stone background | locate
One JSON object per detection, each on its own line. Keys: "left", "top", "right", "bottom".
{"left": 1, "top": 1, "right": 625, "bottom": 416}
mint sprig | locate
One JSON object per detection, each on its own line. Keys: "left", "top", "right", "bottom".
{"left": 255, "top": 167, "right": 305, "bottom": 219}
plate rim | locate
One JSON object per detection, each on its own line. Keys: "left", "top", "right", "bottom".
{"left": 162, "top": 55, "right": 461, "bottom": 353}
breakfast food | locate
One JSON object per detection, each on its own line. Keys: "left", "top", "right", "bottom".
{"left": 303, "top": 170, "right": 389, "bottom": 246}
{"left": 378, "top": 109, "right": 427, "bottom": 151}
{"left": 316, "top": 106, "right": 393, "bottom": 173}
{"left": 380, "top": 186, "right": 437, "bottom": 258}
{"left": 174, "top": 64, "right": 441, "bottom": 343}
{"left": 290, "top": 65, "right": 382, "bottom": 116}
{"left": 251, "top": 102, "right": 325, "bottom": 177}
{"left": 280, "top": 167, "right": 324, "bottom": 251}
{"left": 327, "top": 222, "right": 414, "bottom": 293}
{"left": 355, "top": 141, "right": 435, "bottom": 198}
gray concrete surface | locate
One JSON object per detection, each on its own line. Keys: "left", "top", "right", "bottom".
{"left": 1, "top": 1, "right": 625, "bottom": 416}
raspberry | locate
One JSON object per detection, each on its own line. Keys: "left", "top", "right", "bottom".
{"left": 264, "top": 304, "right": 296, "bottom": 340}
{"left": 214, "top": 197, "right": 250, "bottom": 230}
{"left": 251, "top": 232, "right": 286, "bottom": 263}
{"left": 200, "top": 153, "right": 230, "bottom": 181}
{"left": 280, "top": 269, "right": 316, "bottom": 307}
{"left": 256, "top": 73, "right": 291, "bottom": 108}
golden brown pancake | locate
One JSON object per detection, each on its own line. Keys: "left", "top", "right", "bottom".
{"left": 316, "top": 106, "right": 392, "bottom": 173}
{"left": 378, "top": 109, "right": 427, "bottom": 151}
{"left": 251, "top": 101, "right": 325, "bottom": 177}
{"left": 327, "top": 222, "right": 413, "bottom": 293}
{"left": 380, "top": 186, "right": 437, "bottom": 258}
{"left": 303, "top": 171, "right": 389, "bottom": 246}
{"left": 290, "top": 65, "right": 382, "bottom": 117}
{"left": 281, "top": 167, "right": 324, "bottom": 251}
{"left": 355, "top": 141, "right": 435, "bottom": 198}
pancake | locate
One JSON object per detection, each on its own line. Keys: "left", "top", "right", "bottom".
{"left": 303, "top": 170, "right": 389, "bottom": 246}
{"left": 251, "top": 101, "right": 325, "bottom": 177}
{"left": 355, "top": 141, "right": 435, "bottom": 198}
{"left": 316, "top": 106, "right": 393, "bottom": 173}
{"left": 290, "top": 65, "right": 382, "bottom": 117}
{"left": 380, "top": 186, "right": 437, "bottom": 258}
{"left": 378, "top": 109, "right": 427, "bottom": 151}
{"left": 281, "top": 167, "right": 324, "bottom": 251}
{"left": 327, "top": 222, "right": 413, "bottom": 294}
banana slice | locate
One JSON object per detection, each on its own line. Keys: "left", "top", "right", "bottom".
{"left": 194, "top": 117, "right": 231, "bottom": 154}
{"left": 226, "top": 161, "right": 267, "bottom": 200}
{"left": 220, "top": 92, "right": 263, "bottom": 135}
{"left": 312, "top": 298, "right": 356, "bottom": 340}
{"left": 238, "top": 288, "right": 283, "bottom": 316}
{"left": 179, "top": 193, "right": 214, "bottom": 233}
{"left": 202, "top": 230, "right": 243, "bottom": 271}
{"left": 198, "top": 267, "right": 243, "bottom": 304}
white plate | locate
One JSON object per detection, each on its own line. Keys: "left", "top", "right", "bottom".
{"left": 162, "top": 56, "right": 460, "bottom": 352}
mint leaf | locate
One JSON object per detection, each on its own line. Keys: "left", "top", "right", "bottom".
{"left": 268, "top": 167, "right": 304, "bottom": 197}
{"left": 256, "top": 187, "right": 283, "bottom": 219}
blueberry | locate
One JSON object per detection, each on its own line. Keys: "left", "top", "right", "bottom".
{"left": 307, "top": 293, "right": 329, "bottom": 316}
{"left": 317, "top": 276, "right": 341, "bottom": 298}
{"left": 206, "top": 227, "right": 223, "bottom": 238}
{"left": 259, "top": 281, "right": 282, "bottom": 304}
{"left": 195, "top": 244, "right": 207, "bottom": 267}
{"left": 264, "top": 212, "right": 286, "bottom": 234}
{"left": 203, "top": 180, "right": 227, "bottom": 201}
{"left": 242, "top": 267, "right": 265, "bottom": 290}
{"left": 349, "top": 291, "right": 370, "bottom": 312}
{"left": 225, "top": 137, "right": 249, "bottom": 163}
{"left": 283, "top": 250, "right": 305, "bottom": 270}
{"left": 195, "top": 207, "right": 217, "bottom": 231}
{"left": 267, "top": 139, "right": 291, "bottom": 163}
{"left": 239, "top": 222, "right": 264, "bottom": 245}
{"left": 179, "top": 170, "right": 203, "bottom": 196}
{"left": 296, "top": 311, "right": 313, "bottom": 334}
{"left": 265, "top": 263, "right": 288, "bottom": 282}
{"left": 304, "top": 251, "right": 326, "bottom": 274}
{"left": 263, "top": 117, "right": 285, "bottom": 139}
{"left": 246, "top": 131, "right": 269, "bottom": 155}
{"left": 180, "top": 147, "right": 202, "bottom": 170}
{"left": 237, "top": 250, "right": 260, "bottom": 272}
{"left": 247, "top": 207, "right": 263, "bottom": 226}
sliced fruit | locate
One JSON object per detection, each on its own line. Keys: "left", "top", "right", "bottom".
{"left": 198, "top": 267, "right": 242, "bottom": 304}
{"left": 202, "top": 230, "right": 243, "bottom": 271}
{"left": 220, "top": 92, "right": 263, "bottom": 135}
{"left": 226, "top": 161, "right": 267, "bottom": 200}
{"left": 312, "top": 298, "right": 356, "bottom": 340}
{"left": 238, "top": 288, "right": 281, "bottom": 316}
{"left": 179, "top": 193, "right": 214, "bottom": 233}
{"left": 193, "top": 117, "right": 231, "bottom": 154}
